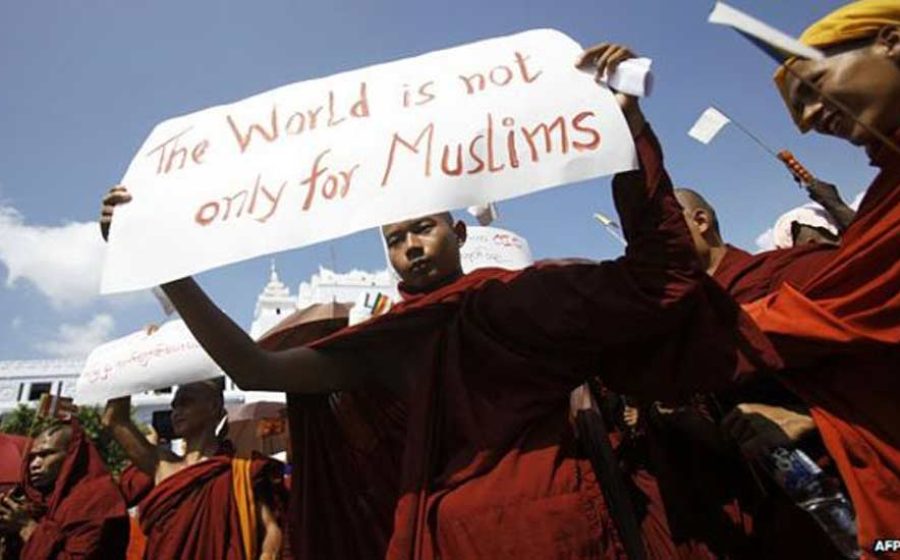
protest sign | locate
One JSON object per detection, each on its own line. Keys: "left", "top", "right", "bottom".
{"left": 102, "top": 29, "right": 636, "bottom": 294}
{"left": 460, "top": 226, "right": 533, "bottom": 273}
{"left": 75, "top": 320, "right": 222, "bottom": 405}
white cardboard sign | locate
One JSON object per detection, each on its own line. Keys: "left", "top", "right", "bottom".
{"left": 75, "top": 320, "right": 222, "bottom": 405}
{"left": 461, "top": 226, "right": 533, "bottom": 273}
{"left": 102, "top": 29, "right": 636, "bottom": 294}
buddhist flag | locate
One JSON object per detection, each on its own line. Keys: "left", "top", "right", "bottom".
{"left": 688, "top": 107, "right": 731, "bottom": 144}
{"left": 708, "top": 2, "right": 823, "bottom": 63}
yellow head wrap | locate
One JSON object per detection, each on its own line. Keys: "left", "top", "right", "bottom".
{"left": 775, "top": 0, "right": 900, "bottom": 131}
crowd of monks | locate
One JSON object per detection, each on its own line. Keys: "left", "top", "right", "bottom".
{"left": 0, "top": 1, "right": 897, "bottom": 558}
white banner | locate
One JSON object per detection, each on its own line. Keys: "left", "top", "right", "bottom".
{"left": 75, "top": 320, "right": 222, "bottom": 405}
{"left": 461, "top": 226, "right": 533, "bottom": 273}
{"left": 102, "top": 29, "right": 636, "bottom": 294}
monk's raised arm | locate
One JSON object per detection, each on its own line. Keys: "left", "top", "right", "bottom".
{"left": 100, "top": 185, "right": 365, "bottom": 394}
{"left": 160, "top": 277, "right": 364, "bottom": 393}
{"left": 102, "top": 396, "right": 163, "bottom": 476}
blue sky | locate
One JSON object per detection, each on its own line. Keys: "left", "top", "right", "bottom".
{"left": 0, "top": 0, "right": 876, "bottom": 360}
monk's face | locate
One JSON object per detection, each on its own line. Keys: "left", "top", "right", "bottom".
{"left": 27, "top": 428, "right": 70, "bottom": 492}
{"left": 784, "top": 27, "right": 900, "bottom": 148}
{"left": 170, "top": 383, "right": 223, "bottom": 439}
{"left": 382, "top": 213, "right": 466, "bottom": 292}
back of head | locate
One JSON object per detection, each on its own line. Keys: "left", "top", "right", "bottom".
{"left": 674, "top": 188, "right": 723, "bottom": 241}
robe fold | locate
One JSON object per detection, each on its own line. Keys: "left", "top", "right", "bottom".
{"left": 117, "top": 465, "right": 153, "bottom": 560}
{"left": 138, "top": 450, "right": 282, "bottom": 560}
{"left": 714, "top": 243, "right": 835, "bottom": 305}
{"left": 742, "top": 138, "right": 900, "bottom": 554}
{"left": 287, "top": 124, "right": 777, "bottom": 560}
{"left": 19, "top": 420, "right": 129, "bottom": 560}
{"left": 631, "top": 242, "right": 850, "bottom": 559}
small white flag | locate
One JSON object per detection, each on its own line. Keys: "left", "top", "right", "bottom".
{"left": 467, "top": 202, "right": 499, "bottom": 226}
{"left": 688, "top": 107, "right": 731, "bottom": 144}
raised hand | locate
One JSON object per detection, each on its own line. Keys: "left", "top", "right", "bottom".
{"left": 99, "top": 185, "right": 132, "bottom": 242}
{"left": 576, "top": 42, "right": 646, "bottom": 137}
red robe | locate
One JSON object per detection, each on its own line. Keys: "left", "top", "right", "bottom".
{"left": 137, "top": 450, "right": 282, "bottom": 560}
{"left": 743, "top": 137, "right": 900, "bottom": 555}
{"left": 117, "top": 465, "right": 154, "bottom": 560}
{"left": 714, "top": 243, "right": 835, "bottom": 305}
{"left": 636, "top": 243, "right": 846, "bottom": 560}
{"left": 19, "top": 420, "right": 129, "bottom": 560}
{"left": 290, "top": 125, "right": 776, "bottom": 560}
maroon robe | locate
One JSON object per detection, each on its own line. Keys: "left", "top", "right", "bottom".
{"left": 714, "top": 243, "right": 836, "bottom": 305}
{"left": 289, "top": 125, "right": 776, "bottom": 560}
{"left": 19, "top": 420, "right": 129, "bottom": 560}
{"left": 138, "top": 449, "right": 282, "bottom": 560}
{"left": 743, "top": 134, "right": 900, "bottom": 553}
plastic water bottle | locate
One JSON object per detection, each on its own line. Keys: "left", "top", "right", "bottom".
{"left": 762, "top": 446, "right": 861, "bottom": 559}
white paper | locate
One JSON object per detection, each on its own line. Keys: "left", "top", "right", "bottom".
{"left": 75, "top": 320, "right": 222, "bottom": 405}
{"left": 460, "top": 226, "right": 533, "bottom": 273}
{"left": 708, "top": 2, "right": 824, "bottom": 61}
{"left": 102, "top": 29, "right": 637, "bottom": 294}
{"left": 688, "top": 107, "right": 731, "bottom": 144}
{"left": 604, "top": 58, "right": 653, "bottom": 98}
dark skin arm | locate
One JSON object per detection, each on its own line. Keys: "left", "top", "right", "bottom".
{"left": 100, "top": 188, "right": 367, "bottom": 394}
{"left": 0, "top": 493, "right": 38, "bottom": 542}
{"left": 101, "top": 395, "right": 178, "bottom": 478}
{"left": 805, "top": 178, "right": 856, "bottom": 232}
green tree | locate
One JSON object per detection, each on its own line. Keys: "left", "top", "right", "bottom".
{"left": 0, "top": 403, "right": 144, "bottom": 476}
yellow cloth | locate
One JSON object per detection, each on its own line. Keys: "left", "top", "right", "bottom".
{"left": 774, "top": 0, "right": 900, "bottom": 130}
{"left": 232, "top": 458, "right": 258, "bottom": 560}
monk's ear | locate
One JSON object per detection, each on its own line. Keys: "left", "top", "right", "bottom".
{"left": 875, "top": 25, "right": 900, "bottom": 62}
{"left": 453, "top": 220, "right": 467, "bottom": 247}
{"left": 692, "top": 208, "right": 711, "bottom": 234}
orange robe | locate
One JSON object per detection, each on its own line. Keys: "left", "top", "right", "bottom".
{"left": 743, "top": 137, "right": 900, "bottom": 554}
{"left": 137, "top": 448, "right": 283, "bottom": 560}
{"left": 292, "top": 125, "right": 776, "bottom": 560}
{"left": 19, "top": 420, "right": 129, "bottom": 560}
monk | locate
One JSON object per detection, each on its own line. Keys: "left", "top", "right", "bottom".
{"left": 102, "top": 379, "right": 285, "bottom": 560}
{"left": 731, "top": 1, "right": 900, "bottom": 554}
{"left": 100, "top": 43, "right": 775, "bottom": 559}
{"left": 671, "top": 188, "right": 857, "bottom": 559}
{"left": 0, "top": 420, "right": 129, "bottom": 559}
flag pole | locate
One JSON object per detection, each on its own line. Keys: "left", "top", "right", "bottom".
{"left": 709, "top": 105, "right": 816, "bottom": 187}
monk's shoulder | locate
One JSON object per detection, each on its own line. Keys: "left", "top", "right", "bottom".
{"left": 54, "top": 475, "right": 127, "bottom": 525}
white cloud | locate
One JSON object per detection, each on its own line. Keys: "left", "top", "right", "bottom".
{"left": 755, "top": 228, "right": 775, "bottom": 252}
{"left": 11, "top": 316, "right": 23, "bottom": 330}
{"left": 0, "top": 205, "right": 106, "bottom": 308}
{"left": 35, "top": 313, "right": 115, "bottom": 358}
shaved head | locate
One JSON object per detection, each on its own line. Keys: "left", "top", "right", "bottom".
{"left": 673, "top": 187, "right": 728, "bottom": 275}
{"left": 28, "top": 423, "right": 73, "bottom": 492}
{"left": 674, "top": 188, "right": 721, "bottom": 238}
{"left": 381, "top": 212, "right": 466, "bottom": 292}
